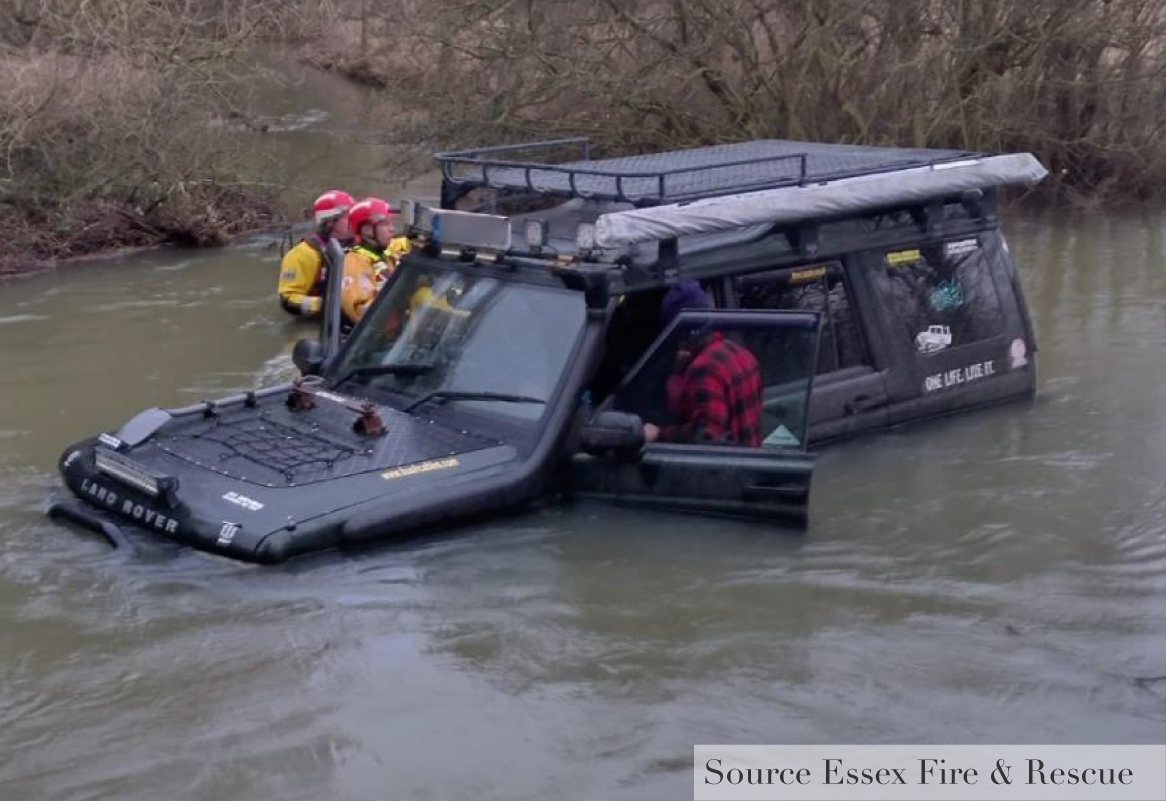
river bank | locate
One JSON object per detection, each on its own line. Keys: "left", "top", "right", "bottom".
{"left": 0, "top": 188, "right": 284, "bottom": 279}
{"left": 0, "top": 49, "right": 402, "bottom": 280}
{"left": 0, "top": 2, "right": 329, "bottom": 280}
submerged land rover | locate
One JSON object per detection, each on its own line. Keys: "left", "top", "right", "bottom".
{"left": 51, "top": 138, "right": 1046, "bottom": 562}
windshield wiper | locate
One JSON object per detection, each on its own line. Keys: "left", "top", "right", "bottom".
{"left": 403, "top": 390, "right": 546, "bottom": 413}
{"left": 333, "top": 363, "right": 433, "bottom": 387}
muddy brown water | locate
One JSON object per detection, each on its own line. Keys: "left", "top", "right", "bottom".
{"left": 2, "top": 68, "right": 1165, "bottom": 801}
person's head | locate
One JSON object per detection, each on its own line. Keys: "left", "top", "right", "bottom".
{"left": 312, "top": 189, "right": 354, "bottom": 242}
{"left": 661, "top": 280, "right": 713, "bottom": 369}
{"left": 349, "top": 197, "right": 394, "bottom": 249}
{"left": 661, "top": 280, "right": 712, "bottom": 330}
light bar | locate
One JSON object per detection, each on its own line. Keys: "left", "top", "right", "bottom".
{"left": 575, "top": 222, "right": 596, "bottom": 251}
{"left": 524, "top": 219, "right": 547, "bottom": 249}
{"left": 430, "top": 208, "right": 512, "bottom": 252}
{"left": 400, "top": 199, "right": 418, "bottom": 227}
{"left": 95, "top": 447, "right": 162, "bottom": 497}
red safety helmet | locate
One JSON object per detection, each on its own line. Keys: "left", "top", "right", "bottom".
{"left": 312, "top": 189, "right": 354, "bottom": 224}
{"left": 349, "top": 197, "right": 394, "bottom": 242}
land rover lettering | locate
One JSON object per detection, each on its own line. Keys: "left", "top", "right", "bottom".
{"left": 120, "top": 500, "right": 179, "bottom": 534}
{"left": 80, "top": 477, "right": 119, "bottom": 508}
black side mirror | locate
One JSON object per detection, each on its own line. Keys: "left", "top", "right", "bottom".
{"left": 579, "top": 410, "right": 645, "bottom": 456}
{"left": 292, "top": 338, "right": 326, "bottom": 376}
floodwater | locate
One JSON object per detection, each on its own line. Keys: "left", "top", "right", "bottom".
{"left": 2, "top": 70, "right": 1166, "bottom": 801}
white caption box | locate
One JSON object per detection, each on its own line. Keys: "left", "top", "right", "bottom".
{"left": 694, "top": 745, "right": 1165, "bottom": 801}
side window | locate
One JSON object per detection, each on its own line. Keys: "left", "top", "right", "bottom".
{"left": 883, "top": 239, "right": 1004, "bottom": 353}
{"left": 735, "top": 262, "right": 868, "bottom": 374}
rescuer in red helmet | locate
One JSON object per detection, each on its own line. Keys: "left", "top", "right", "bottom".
{"left": 277, "top": 189, "right": 354, "bottom": 317}
{"left": 339, "top": 197, "right": 410, "bottom": 326}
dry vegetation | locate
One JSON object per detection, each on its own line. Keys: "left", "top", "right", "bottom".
{"left": 4, "top": 0, "right": 1163, "bottom": 274}
{"left": 318, "top": 0, "right": 1166, "bottom": 200}
{"left": 0, "top": 0, "right": 328, "bottom": 273}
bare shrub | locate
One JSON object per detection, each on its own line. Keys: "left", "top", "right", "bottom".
{"left": 0, "top": 0, "right": 330, "bottom": 269}
{"left": 330, "top": 0, "right": 1166, "bottom": 199}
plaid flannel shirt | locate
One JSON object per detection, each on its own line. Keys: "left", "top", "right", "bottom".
{"left": 660, "top": 333, "right": 763, "bottom": 447}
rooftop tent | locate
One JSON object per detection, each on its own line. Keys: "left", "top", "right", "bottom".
{"left": 594, "top": 152, "right": 1047, "bottom": 248}
{"left": 435, "top": 138, "right": 988, "bottom": 205}
{"left": 434, "top": 138, "right": 1047, "bottom": 251}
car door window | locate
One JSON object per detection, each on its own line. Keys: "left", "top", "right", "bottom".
{"left": 610, "top": 310, "right": 819, "bottom": 450}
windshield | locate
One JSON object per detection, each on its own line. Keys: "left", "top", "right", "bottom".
{"left": 330, "top": 264, "right": 587, "bottom": 422}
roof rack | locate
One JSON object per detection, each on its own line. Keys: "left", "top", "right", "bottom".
{"left": 435, "top": 138, "right": 985, "bottom": 206}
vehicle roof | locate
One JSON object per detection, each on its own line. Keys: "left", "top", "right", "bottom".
{"left": 437, "top": 138, "right": 983, "bottom": 205}
{"left": 411, "top": 138, "right": 1045, "bottom": 295}
{"left": 402, "top": 200, "right": 997, "bottom": 305}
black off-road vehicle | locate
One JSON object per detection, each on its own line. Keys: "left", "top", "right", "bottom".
{"left": 51, "top": 138, "right": 1046, "bottom": 562}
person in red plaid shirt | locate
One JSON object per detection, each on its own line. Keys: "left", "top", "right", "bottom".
{"left": 644, "top": 282, "right": 764, "bottom": 447}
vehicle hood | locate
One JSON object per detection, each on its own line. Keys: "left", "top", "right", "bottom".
{"left": 57, "top": 390, "right": 519, "bottom": 561}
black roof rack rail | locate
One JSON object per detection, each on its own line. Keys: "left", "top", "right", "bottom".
{"left": 434, "top": 138, "right": 984, "bottom": 207}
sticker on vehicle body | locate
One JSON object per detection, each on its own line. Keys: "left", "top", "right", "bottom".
{"left": 382, "top": 457, "right": 459, "bottom": 481}
{"left": 945, "top": 238, "right": 979, "bottom": 257}
{"left": 923, "top": 360, "right": 996, "bottom": 393}
{"left": 915, "top": 325, "right": 952, "bottom": 354}
{"left": 1009, "top": 338, "right": 1029, "bottom": 368}
{"left": 886, "top": 249, "right": 922, "bottom": 266}
{"left": 217, "top": 522, "right": 240, "bottom": 547}
{"left": 223, "top": 491, "right": 264, "bottom": 512}
{"left": 790, "top": 266, "right": 827, "bottom": 284}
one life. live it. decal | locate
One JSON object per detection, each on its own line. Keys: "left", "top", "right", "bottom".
{"left": 923, "top": 359, "right": 996, "bottom": 393}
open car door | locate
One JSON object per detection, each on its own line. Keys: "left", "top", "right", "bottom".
{"left": 569, "top": 309, "right": 821, "bottom": 525}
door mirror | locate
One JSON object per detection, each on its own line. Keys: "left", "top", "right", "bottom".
{"left": 579, "top": 410, "right": 645, "bottom": 456}
{"left": 292, "top": 338, "right": 326, "bottom": 376}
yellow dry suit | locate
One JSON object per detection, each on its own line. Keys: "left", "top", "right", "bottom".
{"left": 340, "top": 237, "right": 411, "bottom": 326}
{"left": 278, "top": 234, "right": 329, "bottom": 317}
